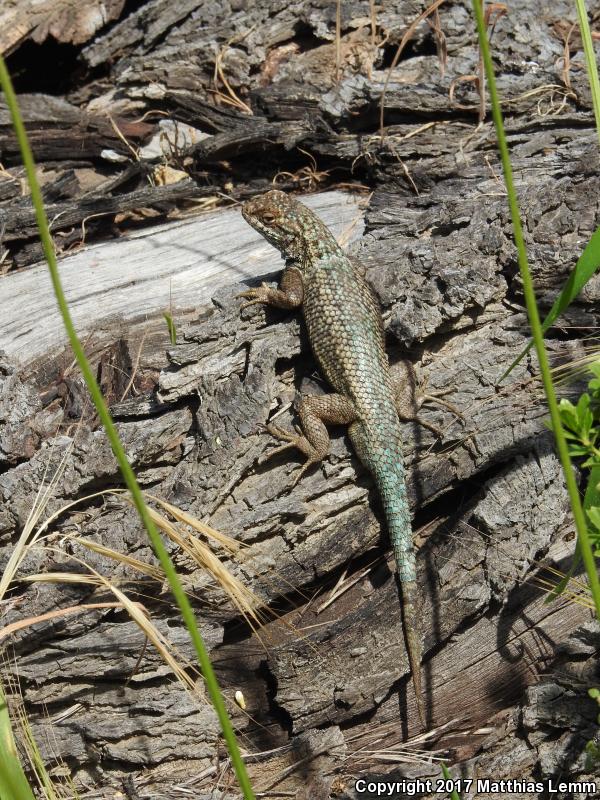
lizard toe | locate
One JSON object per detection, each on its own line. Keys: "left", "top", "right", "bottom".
{"left": 266, "top": 423, "right": 297, "bottom": 443}
{"left": 289, "top": 456, "right": 319, "bottom": 488}
{"left": 258, "top": 439, "right": 298, "bottom": 464}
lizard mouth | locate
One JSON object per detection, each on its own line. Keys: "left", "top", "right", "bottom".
{"left": 240, "top": 203, "right": 254, "bottom": 224}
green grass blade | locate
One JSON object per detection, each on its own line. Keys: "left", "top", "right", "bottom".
{"left": 0, "top": 685, "right": 37, "bottom": 800}
{"left": 575, "top": 0, "right": 600, "bottom": 147}
{"left": 0, "top": 57, "right": 256, "bottom": 800}
{"left": 163, "top": 312, "right": 177, "bottom": 345}
{"left": 546, "top": 539, "right": 582, "bottom": 601}
{"left": 499, "top": 225, "right": 600, "bottom": 382}
{"left": 440, "top": 763, "right": 461, "bottom": 800}
{"left": 471, "top": 0, "right": 600, "bottom": 618}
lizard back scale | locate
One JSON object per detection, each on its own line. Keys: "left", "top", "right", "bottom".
{"left": 239, "top": 189, "right": 424, "bottom": 724}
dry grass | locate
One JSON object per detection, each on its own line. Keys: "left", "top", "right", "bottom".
{"left": 549, "top": 339, "right": 600, "bottom": 386}
{"left": 0, "top": 449, "right": 268, "bottom": 716}
{"left": 212, "top": 30, "right": 254, "bottom": 114}
{"left": 0, "top": 438, "right": 74, "bottom": 602}
{"left": 138, "top": 499, "right": 264, "bottom": 627}
{"left": 273, "top": 149, "right": 332, "bottom": 193}
{"left": 448, "top": 2, "right": 506, "bottom": 122}
{"left": 107, "top": 114, "right": 140, "bottom": 163}
{"left": 1, "top": 667, "right": 79, "bottom": 800}
{"left": 345, "top": 714, "right": 458, "bottom": 770}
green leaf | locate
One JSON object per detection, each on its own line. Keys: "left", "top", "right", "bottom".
{"left": 499, "top": 225, "right": 600, "bottom": 383}
{"left": 586, "top": 505, "right": 600, "bottom": 531}
{"left": 580, "top": 415, "right": 594, "bottom": 442}
{"left": 576, "top": 393, "right": 591, "bottom": 411}
{"left": 575, "top": 0, "right": 600, "bottom": 149}
{"left": 588, "top": 365, "right": 600, "bottom": 401}
{"left": 589, "top": 362, "right": 600, "bottom": 380}
{"left": 576, "top": 394, "right": 593, "bottom": 440}
{"left": 562, "top": 428, "right": 583, "bottom": 444}
{"left": 585, "top": 465, "right": 600, "bottom": 511}
{"left": 582, "top": 454, "right": 600, "bottom": 469}
{"left": 557, "top": 398, "right": 580, "bottom": 433}
{"left": 558, "top": 394, "right": 595, "bottom": 444}
{"left": 569, "top": 445, "right": 591, "bottom": 457}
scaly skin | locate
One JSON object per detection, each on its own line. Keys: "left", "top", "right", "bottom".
{"left": 239, "top": 189, "right": 425, "bottom": 725}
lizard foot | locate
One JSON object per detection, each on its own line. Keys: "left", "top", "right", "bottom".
{"left": 420, "top": 391, "right": 464, "bottom": 420}
{"left": 237, "top": 282, "right": 273, "bottom": 310}
{"left": 261, "top": 423, "right": 321, "bottom": 487}
{"left": 257, "top": 423, "right": 301, "bottom": 463}
{"left": 402, "top": 414, "right": 444, "bottom": 438}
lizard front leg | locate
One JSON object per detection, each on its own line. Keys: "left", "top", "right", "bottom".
{"left": 264, "top": 393, "right": 357, "bottom": 487}
{"left": 238, "top": 266, "right": 304, "bottom": 310}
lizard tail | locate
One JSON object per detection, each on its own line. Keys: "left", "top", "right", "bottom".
{"left": 377, "top": 468, "right": 425, "bottom": 727}
{"left": 349, "top": 421, "right": 425, "bottom": 724}
{"left": 399, "top": 579, "right": 425, "bottom": 727}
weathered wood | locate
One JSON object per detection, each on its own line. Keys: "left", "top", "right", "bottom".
{"left": 0, "top": 191, "right": 363, "bottom": 365}
{"left": 0, "top": 94, "right": 152, "bottom": 164}
{"left": 0, "top": 0, "right": 126, "bottom": 55}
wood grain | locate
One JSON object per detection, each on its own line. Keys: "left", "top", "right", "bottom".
{"left": 1, "top": 191, "right": 363, "bottom": 366}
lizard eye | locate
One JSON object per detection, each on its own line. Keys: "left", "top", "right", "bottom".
{"left": 261, "top": 211, "right": 276, "bottom": 224}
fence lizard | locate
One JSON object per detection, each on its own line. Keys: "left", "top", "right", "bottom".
{"left": 239, "top": 190, "right": 426, "bottom": 724}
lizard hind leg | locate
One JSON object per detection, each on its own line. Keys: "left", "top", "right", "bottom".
{"left": 392, "top": 362, "right": 462, "bottom": 436}
{"left": 392, "top": 363, "right": 444, "bottom": 437}
{"left": 264, "top": 393, "right": 357, "bottom": 487}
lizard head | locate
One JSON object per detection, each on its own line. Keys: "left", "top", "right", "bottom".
{"left": 242, "top": 190, "right": 323, "bottom": 259}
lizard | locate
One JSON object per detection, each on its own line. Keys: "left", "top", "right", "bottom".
{"left": 238, "top": 189, "right": 426, "bottom": 725}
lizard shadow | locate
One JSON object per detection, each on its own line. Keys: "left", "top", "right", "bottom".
{"left": 407, "top": 428, "right": 587, "bottom": 733}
